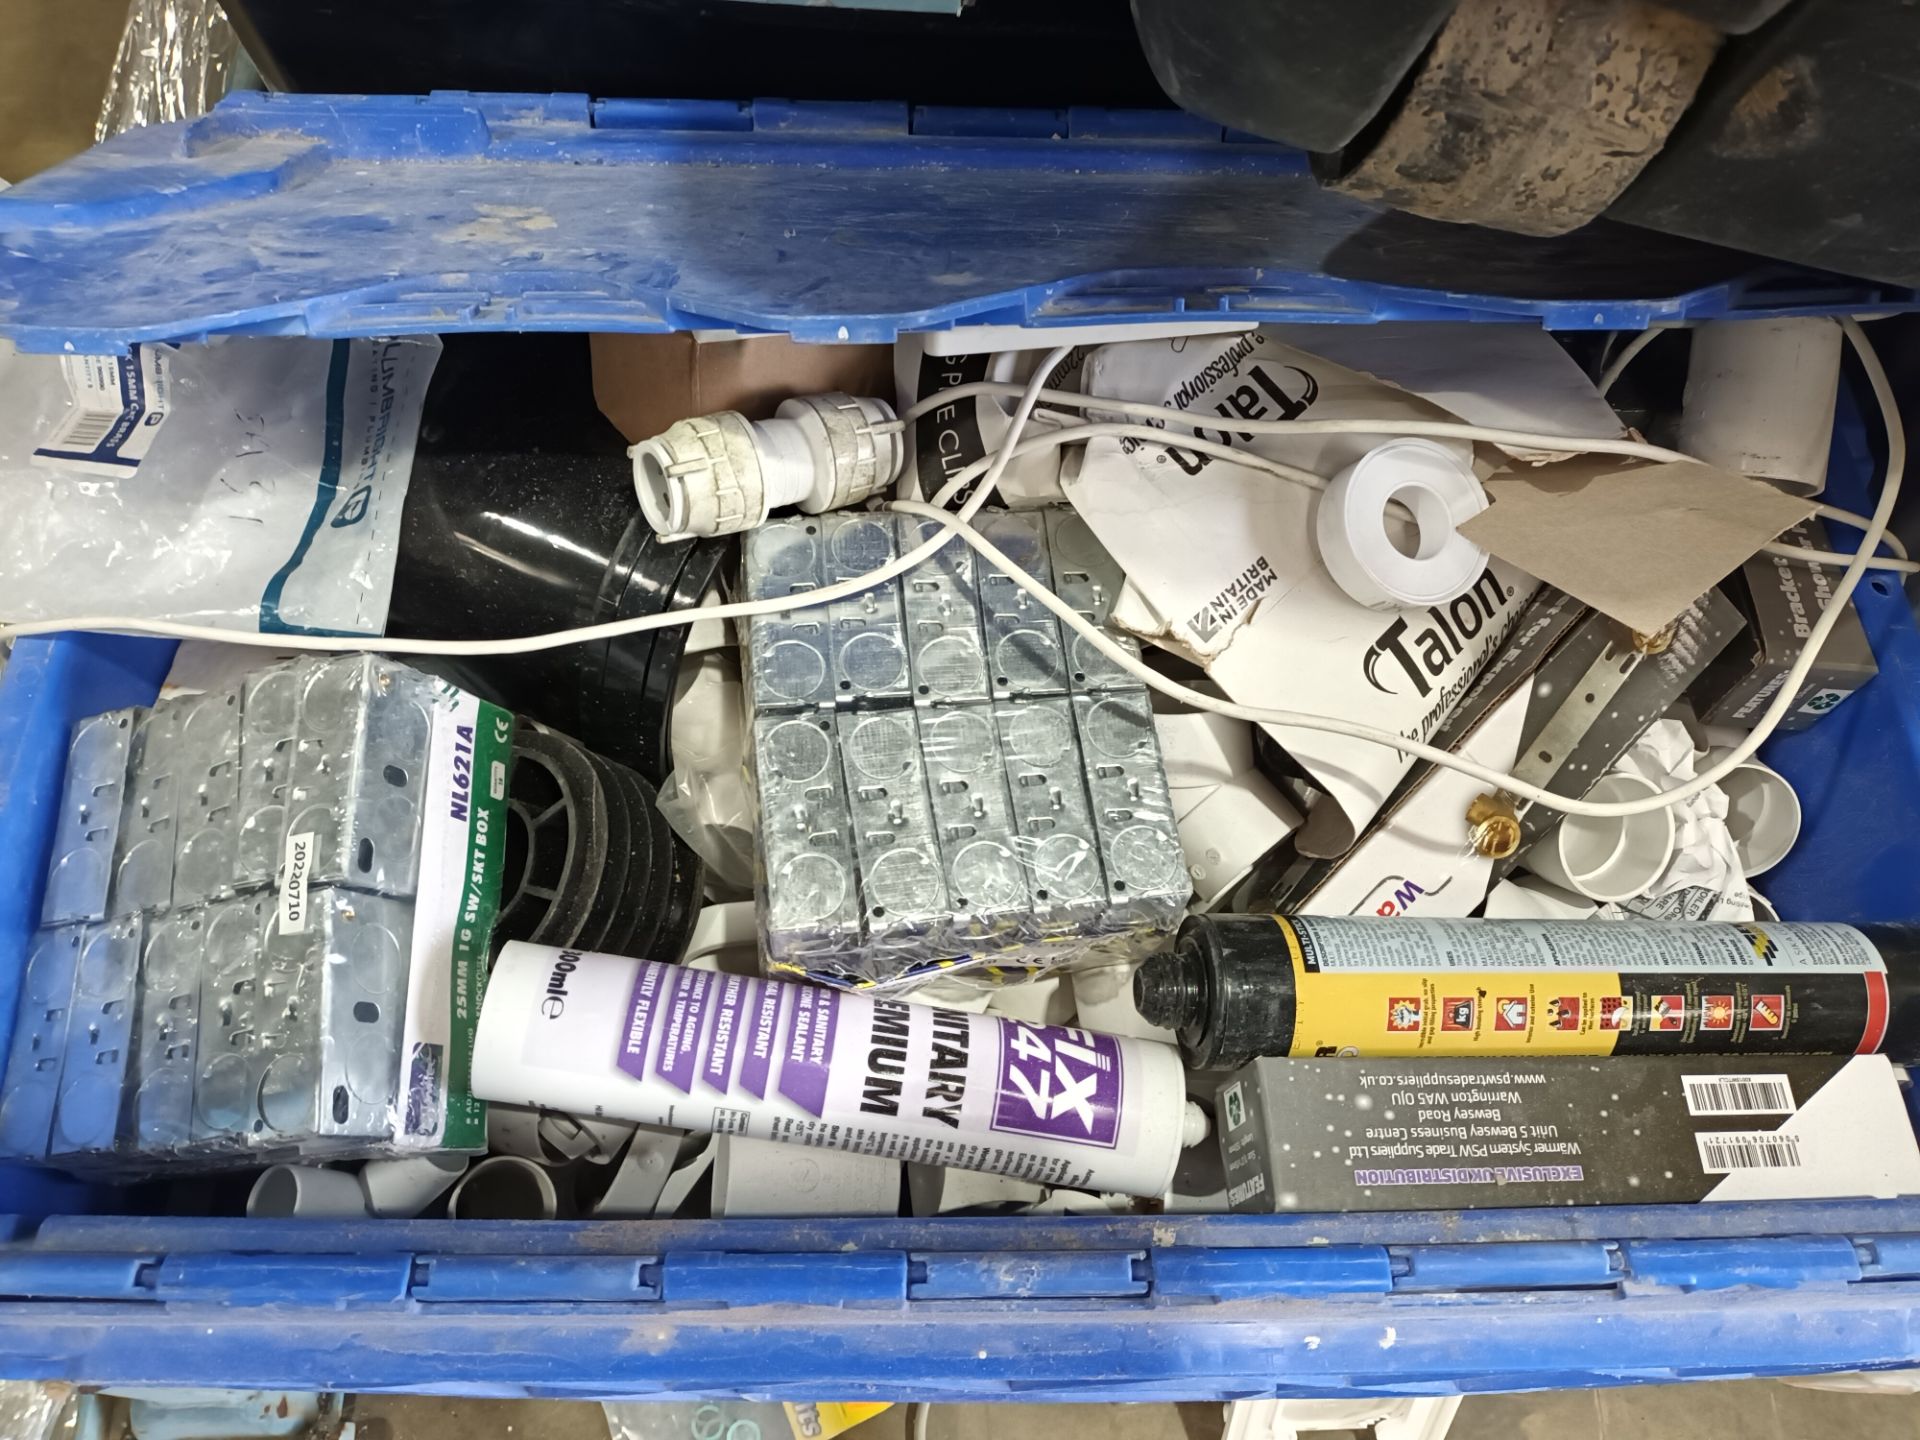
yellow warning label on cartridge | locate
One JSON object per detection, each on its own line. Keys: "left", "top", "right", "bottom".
{"left": 1274, "top": 917, "right": 1627, "bottom": 1057}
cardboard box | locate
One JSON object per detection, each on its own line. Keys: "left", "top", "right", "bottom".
{"left": 1217, "top": 1054, "right": 1920, "bottom": 1212}
{"left": 1256, "top": 586, "right": 1745, "bottom": 916}
{"left": 1062, "top": 330, "right": 1540, "bottom": 856}
{"left": 590, "top": 333, "right": 894, "bottom": 444}
{"left": 1688, "top": 518, "right": 1878, "bottom": 732}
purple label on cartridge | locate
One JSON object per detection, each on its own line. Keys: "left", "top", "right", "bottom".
{"left": 701, "top": 973, "right": 753, "bottom": 1094}
{"left": 655, "top": 967, "right": 717, "bottom": 1094}
{"left": 616, "top": 961, "right": 669, "bottom": 1081}
{"left": 989, "top": 1021, "right": 1123, "bottom": 1149}
{"left": 776, "top": 984, "right": 841, "bottom": 1117}
{"left": 738, "top": 981, "right": 781, "bottom": 1099}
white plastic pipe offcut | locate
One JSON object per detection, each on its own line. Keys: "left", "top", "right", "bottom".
{"left": 1521, "top": 772, "right": 1676, "bottom": 903}
{"left": 445, "top": 1154, "right": 562, "bottom": 1220}
{"left": 1707, "top": 752, "right": 1802, "bottom": 877}
{"left": 247, "top": 1164, "right": 371, "bottom": 1219}
{"left": 359, "top": 1152, "right": 471, "bottom": 1218}
{"left": 632, "top": 393, "right": 903, "bottom": 541}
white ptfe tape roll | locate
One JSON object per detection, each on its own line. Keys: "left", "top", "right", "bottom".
{"left": 1316, "top": 439, "right": 1490, "bottom": 610}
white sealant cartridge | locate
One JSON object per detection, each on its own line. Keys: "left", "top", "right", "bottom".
{"left": 472, "top": 941, "right": 1204, "bottom": 1196}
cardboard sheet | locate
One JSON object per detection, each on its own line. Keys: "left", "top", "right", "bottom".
{"left": 1462, "top": 457, "right": 1816, "bottom": 634}
{"left": 591, "top": 332, "right": 894, "bottom": 444}
{"left": 1268, "top": 322, "right": 1626, "bottom": 457}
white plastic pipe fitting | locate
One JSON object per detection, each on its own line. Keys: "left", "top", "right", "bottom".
{"left": 359, "top": 1152, "right": 470, "bottom": 1218}
{"left": 1522, "top": 772, "right": 1676, "bottom": 903}
{"left": 445, "top": 1154, "right": 562, "bottom": 1220}
{"left": 1706, "top": 751, "right": 1803, "bottom": 877}
{"left": 247, "top": 1164, "right": 371, "bottom": 1219}
{"left": 631, "top": 392, "right": 903, "bottom": 541}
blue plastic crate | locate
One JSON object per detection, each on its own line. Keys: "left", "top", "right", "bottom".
{"left": 0, "top": 398, "right": 1917, "bottom": 1399}
{"left": 0, "top": 91, "right": 1917, "bottom": 354}
{"left": 5, "top": 87, "right": 1920, "bottom": 1400}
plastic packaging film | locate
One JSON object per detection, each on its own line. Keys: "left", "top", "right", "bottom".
{"left": 95, "top": 0, "right": 240, "bottom": 143}
{"left": 0, "top": 337, "right": 439, "bottom": 636}
{"left": 743, "top": 503, "right": 1189, "bottom": 988}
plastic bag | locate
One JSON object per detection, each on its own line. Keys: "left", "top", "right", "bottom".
{"left": 0, "top": 336, "right": 440, "bottom": 636}
{"left": 604, "top": 1401, "right": 795, "bottom": 1440}
{"left": 96, "top": 0, "right": 239, "bottom": 142}
{"left": 657, "top": 651, "right": 755, "bottom": 896}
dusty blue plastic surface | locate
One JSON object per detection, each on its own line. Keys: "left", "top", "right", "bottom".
{"left": 1, "top": 91, "right": 1917, "bottom": 354}
{"left": 5, "top": 88, "right": 1920, "bottom": 1396}
{"left": 1756, "top": 393, "right": 1920, "bottom": 922}
{"left": 0, "top": 636, "right": 174, "bottom": 1224}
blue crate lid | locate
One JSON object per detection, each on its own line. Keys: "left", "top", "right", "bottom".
{"left": 0, "top": 91, "right": 1915, "bottom": 354}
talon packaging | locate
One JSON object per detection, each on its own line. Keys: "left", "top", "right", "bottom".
{"left": 1216, "top": 1053, "right": 1920, "bottom": 1212}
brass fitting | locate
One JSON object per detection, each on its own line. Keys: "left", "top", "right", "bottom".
{"left": 1630, "top": 621, "right": 1677, "bottom": 655}
{"left": 1466, "top": 792, "right": 1522, "bottom": 860}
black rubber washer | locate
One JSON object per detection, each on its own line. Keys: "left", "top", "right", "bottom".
{"left": 578, "top": 520, "right": 698, "bottom": 775}
{"left": 653, "top": 803, "right": 707, "bottom": 967}
{"left": 601, "top": 760, "right": 666, "bottom": 959}
{"left": 575, "top": 750, "right": 634, "bottom": 954}
{"left": 633, "top": 534, "right": 735, "bottom": 785}
{"left": 493, "top": 723, "right": 609, "bottom": 951}
{"left": 619, "top": 764, "right": 681, "bottom": 962}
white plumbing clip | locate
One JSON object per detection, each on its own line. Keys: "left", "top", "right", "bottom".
{"left": 631, "top": 392, "right": 904, "bottom": 541}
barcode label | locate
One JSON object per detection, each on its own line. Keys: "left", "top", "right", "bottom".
{"left": 1682, "top": 1074, "right": 1795, "bottom": 1116}
{"left": 32, "top": 346, "right": 172, "bottom": 478}
{"left": 1697, "top": 1131, "right": 1804, "bottom": 1172}
{"left": 48, "top": 409, "right": 121, "bottom": 451}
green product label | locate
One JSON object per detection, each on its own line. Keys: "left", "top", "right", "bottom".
{"left": 443, "top": 699, "right": 513, "bottom": 1149}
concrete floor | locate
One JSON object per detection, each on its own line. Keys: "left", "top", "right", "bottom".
{"left": 0, "top": 0, "right": 124, "bottom": 182}
{"left": 352, "top": 1387, "right": 1920, "bottom": 1440}
{"left": 5, "top": 5, "right": 1920, "bottom": 1440}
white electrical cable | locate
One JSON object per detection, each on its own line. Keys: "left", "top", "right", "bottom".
{"left": 1814, "top": 502, "right": 1907, "bottom": 556}
{"left": 889, "top": 380, "right": 1698, "bottom": 466}
{"left": 1773, "top": 543, "right": 1918, "bottom": 574}
{"left": 888, "top": 376, "right": 1917, "bottom": 573}
{"left": 0, "top": 322, "right": 1899, "bottom": 820}
{"left": 1596, "top": 326, "right": 1675, "bottom": 397}
{"left": 1597, "top": 323, "right": 1910, "bottom": 571}
{"left": 883, "top": 314, "right": 1900, "bottom": 819}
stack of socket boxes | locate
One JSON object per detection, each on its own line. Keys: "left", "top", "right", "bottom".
{"left": 745, "top": 505, "right": 1188, "bottom": 984}
{"left": 0, "top": 656, "right": 436, "bottom": 1172}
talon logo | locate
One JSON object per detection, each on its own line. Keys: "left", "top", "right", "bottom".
{"left": 1361, "top": 574, "right": 1516, "bottom": 698}
{"left": 1736, "top": 924, "right": 1779, "bottom": 963}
